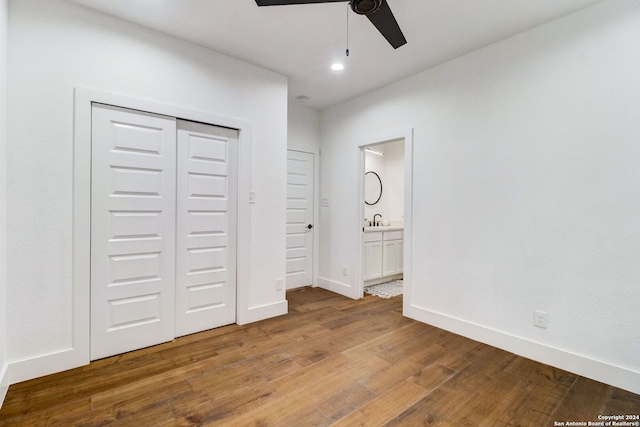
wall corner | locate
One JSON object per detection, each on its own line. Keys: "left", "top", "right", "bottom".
{"left": 0, "top": 0, "right": 10, "bottom": 409}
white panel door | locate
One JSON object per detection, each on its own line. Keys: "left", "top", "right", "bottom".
{"left": 91, "top": 104, "right": 177, "bottom": 360}
{"left": 175, "top": 120, "right": 238, "bottom": 337}
{"left": 286, "top": 150, "right": 314, "bottom": 289}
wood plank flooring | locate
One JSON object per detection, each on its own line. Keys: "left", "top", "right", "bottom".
{"left": 1, "top": 287, "right": 638, "bottom": 426}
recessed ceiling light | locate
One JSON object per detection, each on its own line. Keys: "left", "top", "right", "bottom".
{"left": 331, "top": 63, "right": 344, "bottom": 71}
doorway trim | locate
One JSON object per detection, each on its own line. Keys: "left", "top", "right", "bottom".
{"left": 356, "top": 128, "right": 413, "bottom": 305}
{"left": 72, "top": 88, "right": 251, "bottom": 367}
{"left": 4, "top": 88, "right": 254, "bottom": 384}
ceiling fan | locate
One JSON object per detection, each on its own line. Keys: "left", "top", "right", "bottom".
{"left": 254, "top": 0, "right": 407, "bottom": 49}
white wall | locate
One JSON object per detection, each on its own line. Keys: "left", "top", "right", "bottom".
{"left": 0, "top": 0, "right": 8, "bottom": 405}
{"left": 364, "top": 148, "right": 386, "bottom": 223}
{"left": 320, "top": 0, "right": 640, "bottom": 394}
{"left": 5, "top": 0, "right": 287, "bottom": 383}
{"left": 384, "top": 140, "right": 404, "bottom": 225}
{"left": 288, "top": 102, "right": 320, "bottom": 154}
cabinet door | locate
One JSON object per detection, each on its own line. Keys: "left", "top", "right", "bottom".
{"left": 382, "top": 239, "right": 404, "bottom": 276}
{"left": 364, "top": 241, "right": 383, "bottom": 280}
{"left": 382, "top": 240, "right": 397, "bottom": 277}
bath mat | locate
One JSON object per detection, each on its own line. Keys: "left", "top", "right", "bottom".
{"left": 364, "top": 280, "right": 403, "bottom": 299}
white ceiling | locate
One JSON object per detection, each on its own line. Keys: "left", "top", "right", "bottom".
{"left": 67, "top": 0, "right": 604, "bottom": 110}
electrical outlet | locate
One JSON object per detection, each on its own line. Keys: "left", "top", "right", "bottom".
{"left": 534, "top": 310, "right": 548, "bottom": 329}
{"left": 275, "top": 278, "right": 284, "bottom": 291}
{"left": 321, "top": 198, "right": 329, "bottom": 207}
{"left": 342, "top": 266, "right": 349, "bottom": 276}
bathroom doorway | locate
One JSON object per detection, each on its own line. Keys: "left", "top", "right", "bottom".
{"left": 357, "top": 129, "right": 413, "bottom": 303}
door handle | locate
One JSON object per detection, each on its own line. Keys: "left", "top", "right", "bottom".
{"left": 307, "top": 224, "right": 313, "bottom": 229}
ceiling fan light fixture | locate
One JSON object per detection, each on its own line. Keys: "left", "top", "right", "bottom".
{"left": 350, "top": 0, "right": 383, "bottom": 15}
{"left": 254, "top": 0, "right": 405, "bottom": 50}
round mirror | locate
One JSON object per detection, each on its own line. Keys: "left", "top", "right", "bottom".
{"left": 364, "top": 171, "right": 382, "bottom": 205}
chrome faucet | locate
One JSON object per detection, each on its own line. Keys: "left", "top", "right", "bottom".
{"left": 373, "top": 214, "right": 382, "bottom": 227}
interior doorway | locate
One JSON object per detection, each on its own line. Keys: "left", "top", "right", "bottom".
{"left": 356, "top": 129, "right": 413, "bottom": 303}
{"left": 361, "top": 140, "right": 404, "bottom": 294}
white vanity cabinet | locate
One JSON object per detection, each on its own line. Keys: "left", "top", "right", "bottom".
{"left": 363, "top": 228, "right": 403, "bottom": 282}
{"left": 363, "top": 232, "right": 383, "bottom": 280}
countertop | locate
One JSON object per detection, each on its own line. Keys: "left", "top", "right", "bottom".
{"left": 363, "top": 226, "right": 404, "bottom": 232}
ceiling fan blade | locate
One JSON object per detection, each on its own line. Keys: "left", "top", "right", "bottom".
{"left": 255, "top": 0, "right": 347, "bottom": 6}
{"left": 366, "top": 1, "right": 406, "bottom": 49}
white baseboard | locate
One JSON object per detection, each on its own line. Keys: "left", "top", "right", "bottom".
{"left": 404, "top": 303, "right": 640, "bottom": 395}
{"left": 0, "top": 385, "right": 7, "bottom": 409}
{"left": 0, "top": 363, "right": 8, "bottom": 408}
{"left": 0, "top": 346, "right": 88, "bottom": 409}
{"left": 237, "top": 299, "right": 288, "bottom": 325}
{"left": 4, "top": 347, "right": 88, "bottom": 387}
{"left": 318, "top": 276, "right": 358, "bottom": 299}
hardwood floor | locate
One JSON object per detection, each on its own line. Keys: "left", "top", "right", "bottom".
{"left": 1, "top": 287, "right": 638, "bottom": 426}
